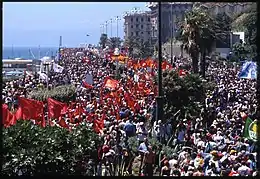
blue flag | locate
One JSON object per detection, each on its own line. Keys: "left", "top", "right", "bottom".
{"left": 239, "top": 61, "right": 257, "bottom": 79}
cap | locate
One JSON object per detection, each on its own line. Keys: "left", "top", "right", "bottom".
{"left": 230, "top": 150, "right": 237, "bottom": 154}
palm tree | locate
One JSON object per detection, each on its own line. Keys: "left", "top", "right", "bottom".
{"left": 99, "top": 34, "right": 108, "bottom": 49}
{"left": 124, "top": 36, "right": 139, "bottom": 58}
{"left": 178, "top": 6, "right": 227, "bottom": 77}
{"left": 178, "top": 9, "right": 202, "bottom": 74}
{"left": 107, "top": 37, "right": 122, "bottom": 49}
{"left": 137, "top": 40, "right": 154, "bottom": 59}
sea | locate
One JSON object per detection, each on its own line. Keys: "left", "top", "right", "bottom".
{"left": 3, "top": 47, "right": 59, "bottom": 60}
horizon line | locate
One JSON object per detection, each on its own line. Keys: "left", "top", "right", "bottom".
{"left": 3, "top": 46, "right": 60, "bottom": 48}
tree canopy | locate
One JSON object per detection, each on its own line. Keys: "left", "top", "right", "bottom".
{"left": 2, "top": 120, "right": 101, "bottom": 176}
{"left": 124, "top": 37, "right": 153, "bottom": 58}
{"left": 232, "top": 4, "right": 257, "bottom": 59}
{"left": 99, "top": 33, "right": 108, "bottom": 49}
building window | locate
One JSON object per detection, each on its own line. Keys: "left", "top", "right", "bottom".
{"left": 131, "top": 25, "right": 133, "bottom": 28}
{"left": 131, "top": 32, "right": 134, "bottom": 36}
{"left": 131, "top": 18, "right": 133, "bottom": 22}
{"left": 148, "top": 17, "right": 150, "bottom": 22}
{"left": 136, "top": 24, "right": 139, "bottom": 28}
{"left": 141, "top": 25, "right": 143, "bottom": 29}
{"left": 136, "top": 31, "right": 139, "bottom": 36}
{"left": 141, "top": 18, "right": 143, "bottom": 22}
{"left": 136, "top": 17, "right": 138, "bottom": 22}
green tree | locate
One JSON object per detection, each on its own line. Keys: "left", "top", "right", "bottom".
{"left": 135, "top": 39, "right": 154, "bottom": 59}
{"left": 178, "top": 7, "right": 228, "bottom": 77}
{"left": 107, "top": 37, "right": 122, "bottom": 49}
{"left": 99, "top": 33, "right": 108, "bottom": 49}
{"left": 124, "top": 36, "right": 139, "bottom": 58}
{"left": 2, "top": 120, "right": 101, "bottom": 176}
{"left": 215, "top": 12, "right": 232, "bottom": 48}
{"left": 230, "top": 42, "right": 250, "bottom": 62}
{"left": 162, "top": 70, "right": 215, "bottom": 131}
{"left": 232, "top": 4, "right": 257, "bottom": 59}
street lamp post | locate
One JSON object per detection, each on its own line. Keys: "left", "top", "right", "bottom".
{"left": 156, "top": 2, "right": 164, "bottom": 123}
{"left": 100, "top": 24, "right": 104, "bottom": 34}
{"left": 105, "top": 21, "right": 108, "bottom": 35}
{"left": 115, "top": 16, "right": 121, "bottom": 39}
{"left": 110, "top": 18, "right": 113, "bottom": 37}
{"left": 115, "top": 16, "right": 121, "bottom": 47}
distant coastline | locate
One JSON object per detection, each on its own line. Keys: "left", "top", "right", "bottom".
{"left": 3, "top": 46, "right": 59, "bottom": 59}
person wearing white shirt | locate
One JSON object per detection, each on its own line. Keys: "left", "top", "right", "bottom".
{"left": 238, "top": 161, "right": 251, "bottom": 176}
{"left": 169, "top": 155, "right": 178, "bottom": 170}
{"left": 136, "top": 122, "right": 148, "bottom": 142}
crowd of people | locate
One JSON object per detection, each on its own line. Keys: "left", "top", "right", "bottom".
{"left": 2, "top": 47, "right": 258, "bottom": 176}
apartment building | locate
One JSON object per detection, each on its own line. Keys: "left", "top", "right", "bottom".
{"left": 146, "top": 2, "right": 194, "bottom": 43}
{"left": 199, "top": 2, "right": 254, "bottom": 17}
{"left": 145, "top": 2, "right": 253, "bottom": 43}
{"left": 123, "top": 2, "right": 253, "bottom": 49}
{"left": 123, "top": 9, "right": 153, "bottom": 43}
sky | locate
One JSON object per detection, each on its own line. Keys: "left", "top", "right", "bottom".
{"left": 3, "top": 2, "right": 149, "bottom": 48}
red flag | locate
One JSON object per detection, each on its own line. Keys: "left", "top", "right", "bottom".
{"left": 58, "top": 116, "right": 70, "bottom": 130}
{"left": 162, "top": 61, "right": 173, "bottom": 70}
{"left": 93, "top": 113, "right": 105, "bottom": 133}
{"left": 16, "top": 97, "right": 45, "bottom": 127}
{"left": 47, "top": 98, "right": 68, "bottom": 119}
{"left": 71, "top": 105, "right": 86, "bottom": 124}
{"left": 140, "top": 60, "right": 147, "bottom": 68}
{"left": 179, "top": 69, "right": 187, "bottom": 77}
{"left": 2, "top": 104, "right": 17, "bottom": 127}
{"left": 82, "top": 81, "right": 93, "bottom": 89}
{"left": 124, "top": 92, "right": 136, "bottom": 111}
{"left": 86, "top": 113, "right": 94, "bottom": 122}
{"left": 103, "top": 77, "right": 119, "bottom": 90}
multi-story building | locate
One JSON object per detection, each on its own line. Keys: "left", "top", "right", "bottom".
{"left": 199, "top": 2, "right": 254, "bottom": 17}
{"left": 123, "top": 2, "right": 253, "bottom": 53}
{"left": 145, "top": 2, "right": 253, "bottom": 43}
{"left": 123, "top": 8, "right": 153, "bottom": 43}
{"left": 146, "top": 2, "right": 194, "bottom": 43}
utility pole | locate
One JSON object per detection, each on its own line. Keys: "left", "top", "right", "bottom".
{"left": 156, "top": 2, "right": 164, "bottom": 123}
{"left": 110, "top": 18, "right": 113, "bottom": 37}
{"left": 170, "top": 3, "right": 174, "bottom": 65}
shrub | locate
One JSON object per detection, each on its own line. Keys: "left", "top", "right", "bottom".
{"left": 161, "top": 145, "right": 176, "bottom": 159}
{"left": 2, "top": 120, "right": 101, "bottom": 176}
{"left": 28, "top": 84, "right": 76, "bottom": 103}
